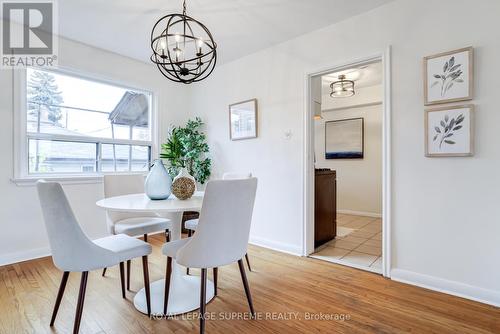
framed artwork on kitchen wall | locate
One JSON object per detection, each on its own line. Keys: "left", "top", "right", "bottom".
{"left": 325, "top": 118, "right": 364, "bottom": 159}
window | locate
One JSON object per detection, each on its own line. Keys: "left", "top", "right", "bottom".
{"left": 18, "top": 67, "right": 154, "bottom": 179}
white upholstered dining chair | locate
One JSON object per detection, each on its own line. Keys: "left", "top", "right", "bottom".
{"left": 102, "top": 174, "right": 172, "bottom": 291}
{"left": 162, "top": 178, "right": 258, "bottom": 334}
{"left": 36, "top": 181, "right": 153, "bottom": 334}
{"left": 185, "top": 172, "right": 253, "bottom": 274}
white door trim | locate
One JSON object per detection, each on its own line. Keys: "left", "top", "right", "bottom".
{"left": 302, "top": 47, "right": 392, "bottom": 278}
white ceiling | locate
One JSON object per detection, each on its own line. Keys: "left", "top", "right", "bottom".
{"left": 56, "top": 0, "right": 393, "bottom": 64}
{"left": 321, "top": 61, "right": 382, "bottom": 95}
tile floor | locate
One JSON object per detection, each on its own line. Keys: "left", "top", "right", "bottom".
{"left": 312, "top": 214, "right": 382, "bottom": 273}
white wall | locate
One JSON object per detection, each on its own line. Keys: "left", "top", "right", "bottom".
{"left": 315, "top": 85, "right": 382, "bottom": 216}
{"left": 0, "top": 33, "right": 188, "bottom": 265}
{"left": 188, "top": 0, "right": 500, "bottom": 305}
{"left": 189, "top": 56, "right": 305, "bottom": 254}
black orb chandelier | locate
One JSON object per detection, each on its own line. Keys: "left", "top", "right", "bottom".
{"left": 330, "top": 74, "right": 355, "bottom": 98}
{"left": 150, "top": 0, "right": 217, "bottom": 84}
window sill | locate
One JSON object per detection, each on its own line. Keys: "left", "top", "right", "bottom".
{"left": 12, "top": 175, "right": 104, "bottom": 186}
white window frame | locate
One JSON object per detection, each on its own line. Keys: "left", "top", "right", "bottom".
{"left": 12, "top": 66, "right": 159, "bottom": 185}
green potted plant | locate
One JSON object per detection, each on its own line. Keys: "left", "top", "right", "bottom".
{"left": 160, "top": 117, "right": 211, "bottom": 185}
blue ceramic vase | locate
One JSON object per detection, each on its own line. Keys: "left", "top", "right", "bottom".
{"left": 145, "top": 159, "right": 172, "bottom": 200}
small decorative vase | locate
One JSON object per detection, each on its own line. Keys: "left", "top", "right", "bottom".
{"left": 144, "top": 159, "right": 172, "bottom": 200}
{"left": 171, "top": 167, "right": 196, "bottom": 200}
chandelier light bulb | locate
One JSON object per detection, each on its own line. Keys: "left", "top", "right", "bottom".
{"left": 196, "top": 38, "right": 204, "bottom": 55}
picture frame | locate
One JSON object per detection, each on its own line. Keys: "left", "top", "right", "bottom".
{"left": 229, "top": 98, "right": 258, "bottom": 140}
{"left": 325, "top": 118, "right": 364, "bottom": 159}
{"left": 425, "top": 104, "right": 474, "bottom": 157}
{"left": 423, "top": 46, "right": 473, "bottom": 106}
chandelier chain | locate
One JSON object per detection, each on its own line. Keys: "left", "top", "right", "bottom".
{"left": 183, "top": 0, "right": 186, "bottom": 16}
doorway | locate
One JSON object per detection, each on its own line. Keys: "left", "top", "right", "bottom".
{"left": 303, "top": 51, "right": 391, "bottom": 277}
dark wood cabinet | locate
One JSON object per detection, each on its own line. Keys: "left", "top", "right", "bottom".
{"left": 314, "top": 169, "right": 337, "bottom": 248}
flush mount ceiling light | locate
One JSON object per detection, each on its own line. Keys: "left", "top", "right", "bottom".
{"left": 330, "top": 74, "right": 355, "bottom": 98}
{"left": 150, "top": 0, "right": 217, "bottom": 84}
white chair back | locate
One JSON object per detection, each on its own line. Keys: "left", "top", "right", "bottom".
{"left": 37, "top": 181, "right": 115, "bottom": 272}
{"left": 103, "top": 174, "right": 157, "bottom": 233}
{"left": 222, "top": 172, "right": 252, "bottom": 180}
{"left": 176, "top": 178, "right": 258, "bottom": 268}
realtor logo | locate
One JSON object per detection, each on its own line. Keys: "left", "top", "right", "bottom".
{"left": 1, "top": 0, "right": 58, "bottom": 68}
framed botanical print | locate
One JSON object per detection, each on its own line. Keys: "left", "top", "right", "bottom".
{"left": 425, "top": 104, "right": 474, "bottom": 157}
{"left": 229, "top": 99, "right": 258, "bottom": 140}
{"left": 325, "top": 118, "right": 364, "bottom": 159}
{"left": 423, "top": 47, "right": 473, "bottom": 105}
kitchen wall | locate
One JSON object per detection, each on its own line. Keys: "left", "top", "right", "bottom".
{"left": 0, "top": 32, "right": 188, "bottom": 265}
{"left": 315, "top": 85, "right": 382, "bottom": 216}
{"left": 188, "top": 0, "right": 500, "bottom": 305}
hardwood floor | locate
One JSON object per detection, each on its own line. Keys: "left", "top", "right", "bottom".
{"left": 1, "top": 234, "right": 498, "bottom": 334}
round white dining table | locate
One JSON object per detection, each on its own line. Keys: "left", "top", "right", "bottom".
{"left": 96, "top": 191, "right": 214, "bottom": 316}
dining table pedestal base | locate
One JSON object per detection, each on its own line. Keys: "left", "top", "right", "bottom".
{"left": 134, "top": 273, "right": 215, "bottom": 316}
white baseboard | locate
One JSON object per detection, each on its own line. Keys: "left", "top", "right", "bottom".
{"left": 249, "top": 236, "right": 302, "bottom": 256}
{"left": 0, "top": 247, "right": 51, "bottom": 267}
{"left": 391, "top": 268, "right": 500, "bottom": 307}
{"left": 338, "top": 209, "right": 381, "bottom": 218}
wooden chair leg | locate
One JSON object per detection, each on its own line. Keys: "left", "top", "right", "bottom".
{"left": 200, "top": 268, "right": 207, "bottom": 334}
{"left": 141, "top": 256, "right": 151, "bottom": 317}
{"left": 165, "top": 229, "right": 170, "bottom": 242}
{"left": 143, "top": 234, "right": 148, "bottom": 242}
{"left": 73, "top": 271, "right": 88, "bottom": 334}
{"left": 245, "top": 253, "right": 252, "bottom": 272}
{"left": 101, "top": 268, "right": 107, "bottom": 277}
{"left": 119, "top": 262, "right": 126, "bottom": 299}
{"left": 163, "top": 257, "right": 172, "bottom": 315}
{"left": 186, "top": 230, "right": 192, "bottom": 275}
{"left": 238, "top": 259, "right": 255, "bottom": 317}
{"left": 126, "top": 260, "right": 131, "bottom": 291}
{"left": 50, "top": 271, "right": 69, "bottom": 326}
{"left": 213, "top": 267, "right": 218, "bottom": 296}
